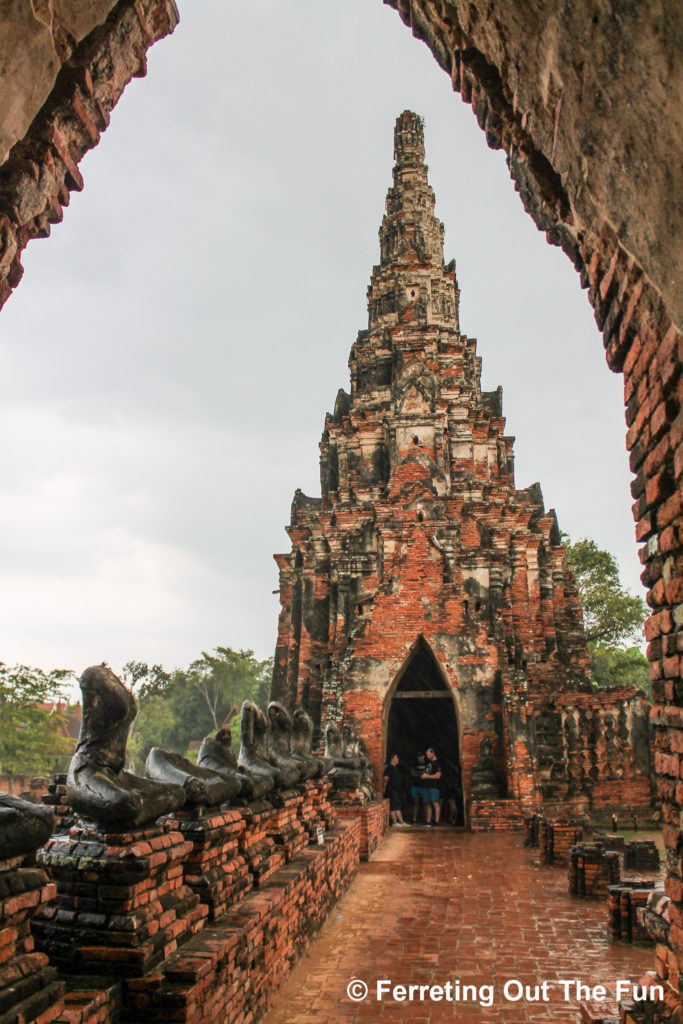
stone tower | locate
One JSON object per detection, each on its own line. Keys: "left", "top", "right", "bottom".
{"left": 272, "top": 111, "right": 650, "bottom": 824}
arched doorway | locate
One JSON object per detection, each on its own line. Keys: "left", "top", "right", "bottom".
{"left": 386, "top": 640, "right": 464, "bottom": 825}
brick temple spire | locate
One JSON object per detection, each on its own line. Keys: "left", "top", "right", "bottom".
{"left": 368, "top": 110, "right": 458, "bottom": 332}
{"left": 270, "top": 111, "right": 649, "bottom": 829}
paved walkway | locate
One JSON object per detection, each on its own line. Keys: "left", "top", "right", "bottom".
{"left": 261, "top": 828, "right": 651, "bottom": 1024}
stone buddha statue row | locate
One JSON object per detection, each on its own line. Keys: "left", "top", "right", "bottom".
{"left": 58, "top": 665, "right": 376, "bottom": 832}
{"left": 0, "top": 665, "right": 379, "bottom": 849}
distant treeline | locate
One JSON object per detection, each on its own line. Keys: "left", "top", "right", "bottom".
{"left": 0, "top": 648, "right": 273, "bottom": 777}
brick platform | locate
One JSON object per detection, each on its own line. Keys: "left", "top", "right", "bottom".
{"left": 0, "top": 853, "right": 64, "bottom": 1024}
{"left": 259, "top": 830, "right": 648, "bottom": 1024}
{"left": 471, "top": 799, "right": 525, "bottom": 831}
{"left": 26, "top": 780, "right": 366, "bottom": 1024}
{"left": 333, "top": 799, "right": 389, "bottom": 860}
{"left": 165, "top": 808, "right": 251, "bottom": 921}
{"left": 33, "top": 823, "right": 207, "bottom": 977}
{"left": 121, "top": 819, "right": 361, "bottom": 1024}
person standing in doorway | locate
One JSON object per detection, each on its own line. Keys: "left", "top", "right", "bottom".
{"left": 421, "top": 747, "right": 442, "bottom": 825}
{"left": 383, "top": 753, "right": 408, "bottom": 827}
{"left": 410, "top": 751, "right": 427, "bottom": 823}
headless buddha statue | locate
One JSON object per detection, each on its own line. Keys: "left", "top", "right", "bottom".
{"left": 266, "top": 702, "right": 303, "bottom": 787}
{"left": 0, "top": 793, "right": 55, "bottom": 861}
{"left": 470, "top": 735, "right": 502, "bottom": 800}
{"left": 198, "top": 720, "right": 273, "bottom": 800}
{"left": 237, "top": 700, "right": 285, "bottom": 791}
{"left": 145, "top": 746, "right": 241, "bottom": 807}
{"left": 66, "top": 665, "right": 185, "bottom": 830}
{"left": 291, "top": 708, "right": 332, "bottom": 777}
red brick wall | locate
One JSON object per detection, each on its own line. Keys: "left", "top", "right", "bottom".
{"left": 25, "top": 780, "right": 365, "bottom": 1024}
{"left": 335, "top": 799, "right": 390, "bottom": 859}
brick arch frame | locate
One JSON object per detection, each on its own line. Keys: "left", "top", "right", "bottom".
{"left": 381, "top": 634, "right": 463, "bottom": 764}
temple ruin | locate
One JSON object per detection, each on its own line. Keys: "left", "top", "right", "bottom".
{"left": 272, "top": 111, "right": 652, "bottom": 826}
{"left": 0, "top": 3, "right": 681, "bottom": 1021}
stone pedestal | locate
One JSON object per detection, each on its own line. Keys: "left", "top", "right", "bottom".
{"left": 624, "top": 840, "right": 661, "bottom": 872}
{"left": 313, "top": 778, "right": 335, "bottom": 830}
{"left": 266, "top": 790, "right": 308, "bottom": 861}
{"left": 608, "top": 881, "right": 658, "bottom": 943}
{"left": 166, "top": 808, "right": 251, "bottom": 920}
{"left": 470, "top": 799, "right": 524, "bottom": 831}
{"left": 33, "top": 823, "right": 207, "bottom": 977}
{"left": 239, "top": 801, "right": 286, "bottom": 886}
{"left": 540, "top": 820, "right": 584, "bottom": 865}
{"left": 333, "top": 798, "right": 389, "bottom": 860}
{"left": 569, "top": 843, "right": 620, "bottom": 899}
{"left": 298, "top": 781, "right": 321, "bottom": 839}
{"left": 0, "top": 853, "right": 64, "bottom": 1024}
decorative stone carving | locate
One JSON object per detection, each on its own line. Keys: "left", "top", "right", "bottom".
{"left": 237, "top": 700, "right": 285, "bottom": 789}
{"left": 198, "top": 721, "right": 273, "bottom": 800}
{"left": 145, "top": 747, "right": 240, "bottom": 807}
{"left": 470, "top": 736, "right": 502, "bottom": 801}
{"left": 266, "top": 702, "right": 303, "bottom": 787}
{"left": 66, "top": 664, "right": 185, "bottom": 829}
{"left": 324, "top": 723, "right": 362, "bottom": 791}
{"left": 0, "top": 793, "right": 55, "bottom": 860}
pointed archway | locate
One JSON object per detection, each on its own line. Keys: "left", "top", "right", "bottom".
{"left": 385, "top": 639, "right": 464, "bottom": 825}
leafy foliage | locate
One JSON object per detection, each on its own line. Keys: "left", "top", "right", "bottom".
{"left": 126, "top": 647, "right": 272, "bottom": 771}
{"left": 589, "top": 646, "right": 652, "bottom": 699}
{"left": 565, "top": 538, "right": 646, "bottom": 649}
{"left": 565, "top": 537, "right": 649, "bottom": 695}
{"left": 0, "top": 663, "right": 75, "bottom": 775}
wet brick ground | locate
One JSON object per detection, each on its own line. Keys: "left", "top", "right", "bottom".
{"left": 261, "top": 827, "right": 651, "bottom": 1024}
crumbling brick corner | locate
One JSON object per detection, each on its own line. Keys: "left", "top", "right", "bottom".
{"left": 0, "top": 0, "right": 179, "bottom": 309}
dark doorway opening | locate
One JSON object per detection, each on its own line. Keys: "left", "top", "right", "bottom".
{"left": 386, "top": 640, "right": 464, "bottom": 825}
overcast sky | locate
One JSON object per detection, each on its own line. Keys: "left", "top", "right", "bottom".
{"left": 0, "top": 0, "right": 640, "bottom": 682}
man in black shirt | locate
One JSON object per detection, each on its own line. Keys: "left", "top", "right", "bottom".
{"left": 421, "top": 747, "right": 442, "bottom": 825}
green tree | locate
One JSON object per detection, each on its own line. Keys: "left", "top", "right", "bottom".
{"left": 589, "top": 646, "right": 652, "bottom": 697}
{"left": 0, "top": 663, "right": 75, "bottom": 776}
{"left": 564, "top": 537, "right": 650, "bottom": 696}
{"left": 126, "top": 648, "right": 273, "bottom": 771}
{"left": 565, "top": 538, "right": 646, "bottom": 648}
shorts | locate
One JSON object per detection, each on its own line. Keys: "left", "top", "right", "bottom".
{"left": 388, "top": 790, "right": 402, "bottom": 812}
{"left": 411, "top": 786, "right": 427, "bottom": 800}
{"left": 425, "top": 788, "right": 440, "bottom": 803}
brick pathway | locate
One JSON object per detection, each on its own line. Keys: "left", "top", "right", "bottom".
{"left": 261, "top": 828, "right": 651, "bottom": 1024}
